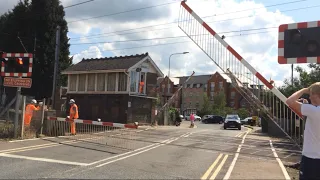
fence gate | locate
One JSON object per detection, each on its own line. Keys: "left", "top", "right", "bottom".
{"left": 178, "top": 1, "right": 304, "bottom": 149}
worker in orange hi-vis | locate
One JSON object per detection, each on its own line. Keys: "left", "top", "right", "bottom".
{"left": 24, "top": 99, "right": 40, "bottom": 126}
{"left": 139, "top": 81, "right": 144, "bottom": 93}
{"left": 68, "top": 99, "right": 78, "bottom": 135}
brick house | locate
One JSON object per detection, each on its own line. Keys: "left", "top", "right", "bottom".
{"left": 156, "top": 76, "right": 180, "bottom": 108}
{"left": 177, "top": 72, "right": 254, "bottom": 114}
{"left": 177, "top": 75, "right": 211, "bottom": 114}
{"left": 61, "top": 52, "right": 164, "bottom": 124}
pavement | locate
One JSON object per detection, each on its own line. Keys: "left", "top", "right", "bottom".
{"left": 0, "top": 120, "right": 301, "bottom": 179}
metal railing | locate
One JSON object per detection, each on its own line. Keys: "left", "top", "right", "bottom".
{"left": 178, "top": 1, "right": 305, "bottom": 148}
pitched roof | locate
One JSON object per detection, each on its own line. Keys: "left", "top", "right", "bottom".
{"left": 63, "top": 52, "right": 149, "bottom": 72}
{"left": 176, "top": 74, "right": 212, "bottom": 85}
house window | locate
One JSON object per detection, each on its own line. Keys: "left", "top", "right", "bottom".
{"left": 69, "top": 74, "right": 77, "bottom": 91}
{"left": 197, "top": 84, "right": 200, "bottom": 88}
{"left": 87, "top": 73, "right": 95, "bottom": 91}
{"left": 96, "top": 73, "right": 105, "bottom": 91}
{"left": 210, "top": 92, "right": 214, "bottom": 100}
{"left": 231, "top": 91, "right": 236, "bottom": 99}
{"left": 118, "top": 72, "right": 127, "bottom": 91}
{"left": 78, "top": 74, "right": 86, "bottom": 91}
{"left": 161, "top": 84, "right": 165, "bottom": 92}
{"left": 210, "top": 82, "right": 215, "bottom": 92}
{"left": 167, "top": 84, "right": 171, "bottom": 93}
{"left": 219, "top": 82, "right": 223, "bottom": 90}
{"left": 107, "top": 72, "right": 116, "bottom": 91}
{"left": 230, "top": 101, "right": 235, "bottom": 107}
{"left": 130, "top": 71, "right": 138, "bottom": 92}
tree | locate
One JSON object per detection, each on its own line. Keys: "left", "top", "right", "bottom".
{"left": 237, "top": 108, "right": 249, "bottom": 119}
{"left": 279, "top": 64, "right": 320, "bottom": 98}
{"left": 198, "top": 93, "right": 212, "bottom": 116}
{"left": 0, "top": 0, "right": 71, "bottom": 99}
{"left": 212, "top": 90, "right": 227, "bottom": 116}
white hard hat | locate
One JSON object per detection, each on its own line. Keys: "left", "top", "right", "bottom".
{"left": 31, "top": 99, "right": 37, "bottom": 104}
{"left": 69, "top": 99, "right": 75, "bottom": 104}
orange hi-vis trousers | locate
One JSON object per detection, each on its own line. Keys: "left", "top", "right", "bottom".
{"left": 70, "top": 120, "right": 76, "bottom": 135}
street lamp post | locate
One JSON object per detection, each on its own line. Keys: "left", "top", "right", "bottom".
{"left": 168, "top": 52, "right": 189, "bottom": 78}
{"left": 167, "top": 51, "right": 189, "bottom": 105}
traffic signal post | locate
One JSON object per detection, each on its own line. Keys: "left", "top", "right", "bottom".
{"left": 1, "top": 53, "right": 33, "bottom": 138}
{"left": 278, "top": 20, "right": 320, "bottom": 64}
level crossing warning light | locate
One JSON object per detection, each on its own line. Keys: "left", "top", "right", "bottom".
{"left": 278, "top": 20, "right": 320, "bottom": 64}
{"left": 0, "top": 53, "right": 33, "bottom": 77}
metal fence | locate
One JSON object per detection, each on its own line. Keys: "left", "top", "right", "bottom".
{"left": 178, "top": 1, "right": 305, "bottom": 149}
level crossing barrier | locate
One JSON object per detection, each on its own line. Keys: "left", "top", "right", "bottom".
{"left": 178, "top": 0, "right": 305, "bottom": 149}
{"left": 46, "top": 116, "right": 140, "bottom": 150}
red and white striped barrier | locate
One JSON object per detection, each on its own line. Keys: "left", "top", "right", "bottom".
{"left": 47, "top": 116, "right": 138, "bottom": 129}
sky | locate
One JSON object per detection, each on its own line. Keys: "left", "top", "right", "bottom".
{"left": 0, "top": 0, "right": 318, "bottom": 86}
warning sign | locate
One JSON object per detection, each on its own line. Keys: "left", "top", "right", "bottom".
{"left": 3, "top": 77, "right": 32, "bottom": 88}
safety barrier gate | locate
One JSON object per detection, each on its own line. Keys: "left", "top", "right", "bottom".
{"left": 46, "top": 117, "right": 141, "bottom": 150}
{"left": 178, "top": 1, "right": 304, "bottom": 148}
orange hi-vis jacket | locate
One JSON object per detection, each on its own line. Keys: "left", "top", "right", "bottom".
{"left": 69, "top": 104, "right": 79, "bottom": 119}
{"left": 69, "top": 104, "right": 78, "bottom": 135}
{"left": 139, "top": 81, "right": 144, "bottom": 93}
{"left": 24, "top": 104, "right": 40, "bottom": 125}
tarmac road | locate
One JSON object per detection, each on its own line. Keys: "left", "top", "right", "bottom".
{"left": 0, "top": 120, "right": 299, "bottom": 179}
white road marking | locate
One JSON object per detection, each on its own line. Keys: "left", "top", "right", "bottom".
{"left": 88, "top": 138, "right": 176, "bottom": 166}
{"left": 0, "top": 153, "right": 89, "bottom": 166}
{"left": 269, "top": 140, "right": 291, "bottom": 180}
{"left": 223, "top": 128, "right": 250, "bottom": 180}
{"left": 95, "top": 135, "right": 186, "bottom": 167}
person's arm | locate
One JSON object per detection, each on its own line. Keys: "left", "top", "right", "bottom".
{"left": 286, "top": 88, "right": 309, "bottom": 115}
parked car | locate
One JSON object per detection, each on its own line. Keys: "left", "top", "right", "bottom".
{"left": 185, "top": 114, "right": 201, "bottom": 121}
{"left": 202, "top": 115, "right": 224, "bottom": 124}
{"left": 241, "top": 117, "right": 252, "bottom": 125}
{"left": 224, "top": 114, "right": 241, "bottom": 130}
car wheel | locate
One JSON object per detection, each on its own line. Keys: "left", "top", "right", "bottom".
{"left": 238, "top": 126, "right": 241, "bottom": 130}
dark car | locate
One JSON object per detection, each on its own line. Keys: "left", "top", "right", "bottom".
{"left": 224, "top": 114, "right": 241, "bottom": 130}
{"left": 202, "top": 115, "right": 224, "bottom": 124}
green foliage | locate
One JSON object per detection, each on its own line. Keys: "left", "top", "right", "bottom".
{"left": 237, "top": 108, "right": 249, "bottom": 119}
{"left": 0, "top": 0, "right": 71, "bottom": 99}
{"left": 212, "top": 90, "right": 227, "bottom": 116}
{"left": 279, "top": 64, "right": 320, "bottom": 97}
{"left": 198, "top": 93, "right": 212, "bottom": 117}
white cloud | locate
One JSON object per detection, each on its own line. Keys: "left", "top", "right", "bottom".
{"left": 72, "top": 46, "right": 102, "bottom": 64}
{"left": 0, "top": 0, "right": 314, "bottom": 90}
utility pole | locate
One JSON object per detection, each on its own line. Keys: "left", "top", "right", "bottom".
{"left": 51, "top": 26, "right": 61, "bottom": 109}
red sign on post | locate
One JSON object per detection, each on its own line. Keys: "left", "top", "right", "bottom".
{"left": 3, "top": 77, "right": 32, "bottom": 88}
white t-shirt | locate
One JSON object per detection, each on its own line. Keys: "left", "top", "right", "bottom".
{"left": 301, "top": 104, "right": 320, "bottom": 159}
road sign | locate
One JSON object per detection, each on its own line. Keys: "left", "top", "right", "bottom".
{"left": 3, "top": 77, "right": 32, "bottom": 88}
{"left": 1, "top": 53, "right": 33, "bottom": 77}
{"left": 278, "top": 20, "right": 320, "bottom": 64}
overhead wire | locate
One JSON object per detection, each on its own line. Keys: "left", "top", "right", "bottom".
{"left": 69, "top": 30, "right": 274, "bottom": 56}
{"left": 68, "top": 0, "right": 307, "bottom": 39}
{"left": 64, "top": 0, "right": 95, "bottom": 9}
{"left": 70, "top": 26, "right": 278, "bottom": 45}
{"left": 67, "top": 1, "right": 179, "bottom": 23}
{"left": 69, "top": 2, "right": 320, "bottom": 42}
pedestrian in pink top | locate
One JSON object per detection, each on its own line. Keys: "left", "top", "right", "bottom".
{"left": 190, "top": 113, "right": 195, "bottom": 127}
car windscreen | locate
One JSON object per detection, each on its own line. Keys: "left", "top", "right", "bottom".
{"left": 226, "top": 115, "right": 239, "bottom": 119}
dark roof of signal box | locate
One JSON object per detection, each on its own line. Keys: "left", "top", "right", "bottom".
{"left": 63, "top": 52, "right": 149, "bottom": 72}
